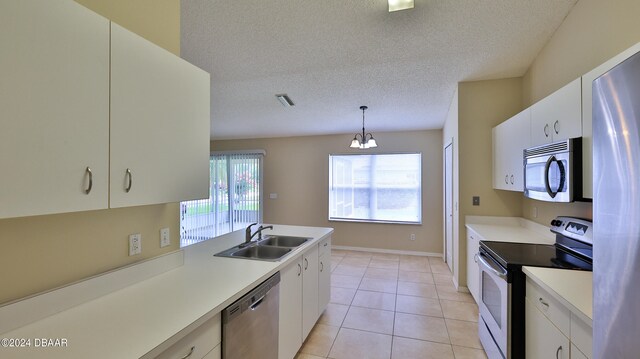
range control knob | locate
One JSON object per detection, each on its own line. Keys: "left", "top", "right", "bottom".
{"left": 550, "top": 220, "right": 562, "bottom": 227}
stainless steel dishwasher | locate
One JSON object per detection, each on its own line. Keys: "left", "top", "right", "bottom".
{"left": 222, "top": 272, "right": 280, "bottom": 359}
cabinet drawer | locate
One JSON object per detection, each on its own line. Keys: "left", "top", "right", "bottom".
{"left": 526, "top": 278, "right": 571, "bottom": 336}
{"left": 571, "top": 343, "right": 588, "bottom": 359}
{"left": 202, "top": 343, "right": 221, "bottom": 359}
{"left": 571, "top": 313, "right": 592, "bottom": 359}
{"left": 156, "top": 314, "right": 221, "bottom": 359}
{"left": 319, "top": 237, "right": 331, "bottom": 257}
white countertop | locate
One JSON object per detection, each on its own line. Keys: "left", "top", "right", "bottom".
{"left": 465, "top": 216, "right": 554, "bottom": 244}
{"left": 0, "top": 224, "right": 332, "bottom": 359}
{"left": 523, "top": 266, "right": 592, "bottom": 324}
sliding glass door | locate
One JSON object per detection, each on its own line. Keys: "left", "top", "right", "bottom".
{"left": 180, "top": 152, "right": 263, "bottom": 247}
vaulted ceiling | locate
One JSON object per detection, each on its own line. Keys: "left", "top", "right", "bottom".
{"left": 181, "top": 0, "right": 578, "bottom": 139}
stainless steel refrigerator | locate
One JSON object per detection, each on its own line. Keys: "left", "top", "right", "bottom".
{"left": 593, "top": 49, "right": 640, "bottom": 358}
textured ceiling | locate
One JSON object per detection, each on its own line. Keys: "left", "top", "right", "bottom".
{"left": 181, "top": 0, "right": 578, "bottom": 140}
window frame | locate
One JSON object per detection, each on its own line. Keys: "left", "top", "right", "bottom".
{"left": 328, "top": 152, "right": 423, "bottom": 225}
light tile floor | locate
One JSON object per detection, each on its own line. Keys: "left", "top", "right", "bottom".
{"left": 296, "top": 250, "right": 488, "bottom": 359}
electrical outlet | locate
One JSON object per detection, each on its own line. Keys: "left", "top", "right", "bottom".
{"left": 160, "top": 228, "right": 170, "bottom": 248}
{"left": 410, "top": 233, "right": 416, "bottom": 241}
{"left": 532, "top": 206, "right": 538, "bottom": 218}
{"left": 129, "top": 233, "right": 142, "bottom": 256}
{"left": 472, "top": 196, "right": 480, "bottom": 206}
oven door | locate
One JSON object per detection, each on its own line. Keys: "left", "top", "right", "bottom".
{"left": 524, "top": 151, "right": 572, "bottom": 202}
{"left": 477, "top": 252, "right": 510, "bottom": 359}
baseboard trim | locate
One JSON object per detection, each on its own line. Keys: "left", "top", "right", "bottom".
{"left": 332, "top": 245, "right": 442, "bottom": 258}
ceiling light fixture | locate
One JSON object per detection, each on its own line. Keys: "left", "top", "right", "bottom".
{"left": 275, "top": 93, "right": 295, "bottom": 107}
{"left": 388, "top": 0, "right": 414, "bottom": 12}
{"left": 350, "top": 106, "right": 378, "bottom": 149}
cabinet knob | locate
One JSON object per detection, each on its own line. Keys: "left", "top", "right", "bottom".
{"left": 84, "top": 167, "right": 93, "bottom": 194}
{"left": 554, "top": 120, "right": 559, "bottom": 134}
{"left": 544, "top": 124, "right": 550, "bottom": 137}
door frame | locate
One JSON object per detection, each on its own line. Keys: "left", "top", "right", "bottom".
{"left": 443, "top": 138, "right": 454, "bottom": 271}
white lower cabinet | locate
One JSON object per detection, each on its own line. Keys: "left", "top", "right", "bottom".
{"left": 318, "top": 238, "right": 331, "bottom": 312}
{"left": 278, "top": 237, "right": 331, "bottom": 359}
{"left": 155, "top": 314, "right": 221, "bottom": 359}
{"left": 279, "top": 257, "right": 304, "bottom": 359}
{"left": 525, "top": 277, "right": 592, "bottom": 359}
{"left": 302, "top": 245, "right": 320, "bottom": 339}
{"left": 465, "top": 229, "right": 481, "bottom": 303}
{"left": 525, "top": 297, "right": 570, "bottom": 359}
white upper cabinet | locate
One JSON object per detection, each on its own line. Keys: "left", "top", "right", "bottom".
{"left": 530, "top": 78, "right": 582, "bottom": 146}
{"left": 109, "top": 23, "right": 210, "bottom": 208}
{"left": 0, "top": 1, "right": 210, "bottom": 218}
{"left": 0, "top": 0, "right": 110, "bottom": 218}
{"left": 493, "top": 108, "right": 530, "bottom": 191}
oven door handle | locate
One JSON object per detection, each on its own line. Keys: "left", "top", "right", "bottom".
{"left": 478, "top": 252, "right": 507, "bottom": 280}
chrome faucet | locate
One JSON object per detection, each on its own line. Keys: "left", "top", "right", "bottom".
{"left": 242, "top": 223, "right": 274, "bottom": 247}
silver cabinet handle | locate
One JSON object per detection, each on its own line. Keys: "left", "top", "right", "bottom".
{"left": 544, "top": 124, "right": 550, "bottom": 137}
{"left": 474, "top": 253, "right": 478, "bottom": 263}
{"left": 554, "top": 120, "right": 559, "bottom": 134}
{"left": 324, "top": 242, "right": 328, "bottom": 247}
{"left": 555, "top": 345, "right": 562, "bottom": 359}
{"left": 504, "top": 175, "right": 508, "bottom": 184}
{"left": 304, "top": 258, "right": 308, "bottom": 270}
{"left": 84, "top": 167, "right": 93, "bottom": 194}
{"left": 180, "top": 346, "right": 195, "bottom": 359}
{"left": 510, "top": 175, "right": 514, "bottom": 184}
{"left": 539, "top": 297, "right": 549, "bottom": 308}
{"left": 125, "top": 168, "right": 132, "bottom": 193}
{"left": 297, "top": 263, "right": 302, "bottom": 276}
{"left": 320, "top": 261, "right": 324, "bottom": 272}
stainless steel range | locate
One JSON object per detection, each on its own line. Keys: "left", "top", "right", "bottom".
{"left": 477, "top": 217, "right": 593, "bottom": 359}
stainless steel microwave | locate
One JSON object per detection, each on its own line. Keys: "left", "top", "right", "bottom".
{"left": 523, "top": 138, "right": 582, "bottom": 202}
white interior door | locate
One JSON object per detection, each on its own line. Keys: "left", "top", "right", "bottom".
{"left": 444, "top": 143, "right": 454, "bottom": 272}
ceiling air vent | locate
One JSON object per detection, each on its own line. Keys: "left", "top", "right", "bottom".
{"left": 275, "top": 94, "right": 295, "bottom": 107}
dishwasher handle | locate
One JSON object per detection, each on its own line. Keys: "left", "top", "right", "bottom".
{"left": 249, "top": 295, "right": 266, "bottom": 311}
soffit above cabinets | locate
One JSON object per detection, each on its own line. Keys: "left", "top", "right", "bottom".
{"left": 181, "top": 0, "right": 578, "bottom": 140}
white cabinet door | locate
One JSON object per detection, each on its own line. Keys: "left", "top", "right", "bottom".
{"left": 581, "top": 43, "right": 640, "bottom": 199}
{"left": 492, "top": 108, "right": 529, "bottom": 192}
{"left": 526, "top": 297, "right": 570, "bottom": 359}
{"left": 492, "top": 124, "right": 508, "bottom": 190}
{"left": 466, "top": 230, "right": 480, "bottom": 303}
{"left": 302, "top": 245, "right": 319, "bottom": 340}
{"left": 110, "top": 23, "right": 210, "bottom": 208}
{"left": 0, "top": 0, "right": 109, "bottom": 219}
{"left": 530, "top": 78, "right": 582, "bottom": 146}
{"left": 318, "top": 254, "right": 331, "bottom": 314}
{"left": 279, "top": 258, "right": 303, "bottom": 359}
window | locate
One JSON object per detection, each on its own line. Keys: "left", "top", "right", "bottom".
{"left": 180, "top": 152, "right": 263, "bottom": 247}
{"left": 329, "top": 153, "right": 421, "bottom": 224}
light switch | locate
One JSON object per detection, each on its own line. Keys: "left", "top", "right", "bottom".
{"left": 269, "top": 193, "right": 278, "bottom": 199}
{"left": 160, "top": 228, "right": 170, "bottom": 248}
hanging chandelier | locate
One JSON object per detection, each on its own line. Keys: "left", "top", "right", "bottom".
{"left": 349, "top": 106, "right": 378, "bottom": 149}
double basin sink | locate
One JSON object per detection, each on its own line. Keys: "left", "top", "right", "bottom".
{"left": 215, "top": 235, "right": 311, "bottom": 261}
